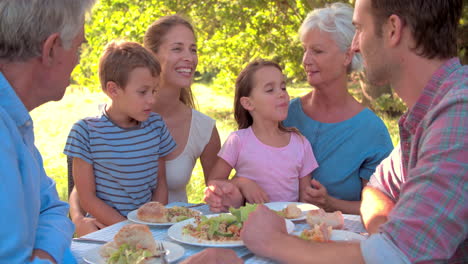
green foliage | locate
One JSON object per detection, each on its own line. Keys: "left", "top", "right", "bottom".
{"left": 372, "top": 93, "right": 407, "bottom": 117}
{"left": 74, "top": 0, "right": 355, "bottom": 93}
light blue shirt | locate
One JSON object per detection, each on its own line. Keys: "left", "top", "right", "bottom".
{"left": 284, "top": 98, "right": 393, "bottom": 201}
{"left": 0, "top": 73, "right": 75, "bottom": 263}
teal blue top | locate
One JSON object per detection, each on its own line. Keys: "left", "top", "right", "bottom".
{"left": 284, "top": 97, "right": 393, "bottom": 201}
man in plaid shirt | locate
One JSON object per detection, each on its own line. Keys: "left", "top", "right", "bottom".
{"left": 239, "top": 0, "right": 467, "bottom": 263}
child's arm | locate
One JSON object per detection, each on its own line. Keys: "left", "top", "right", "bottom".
{"left": 204, "top": 157, "right": 245, "bottom": 212}
{"left": 200, "top": 126, "right": 221, "bottom": 185}
{"left": 152, "top": 157, "right": 168, "bottom": 204}
{"left": 73, "top": 157, "right": 126, "bottom": 226}
{"left": 231, "top": 177, "right": 270, "bottom": 204}
{"left": 69, "top": 188, "right": 105, "bottom": 237}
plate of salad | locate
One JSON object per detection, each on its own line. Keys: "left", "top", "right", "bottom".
{"left": 83, "top": 240, "right": 184, "bottom": 264}
{"left": 167, "top": 204, "right": 295, "bottom": 247}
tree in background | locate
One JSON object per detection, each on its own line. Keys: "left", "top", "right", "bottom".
{"left": 75, "top": 0, "right": 466, "bottom": 116}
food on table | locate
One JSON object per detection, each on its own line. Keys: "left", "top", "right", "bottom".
{"left": 300, "top": 223, "right": 332, "bottom": 242}
{"left": 182, "top": 203, "right": 257, "bottom": 242}
{"left": 137, "top": 201, "right": 200, "bottom": 223}
{"left": 306, "top": 208, "right": 344, "bottom": 229}
{"left": 99, "top": 224, "right": 162, "bottom": 264}
{"left": 275, "top": 203, "right": 302, "bottom": 219}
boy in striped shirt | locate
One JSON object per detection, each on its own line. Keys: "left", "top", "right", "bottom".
{"left": 64, "top": 40, "right": 176, "bottom": 228}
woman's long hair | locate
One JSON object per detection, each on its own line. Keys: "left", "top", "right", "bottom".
{"left": 144, "top": 15, "right": 196, "bottom": 109}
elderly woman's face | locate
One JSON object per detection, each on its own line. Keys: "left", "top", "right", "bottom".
{"left": 302, "top": 28, "right": 351, "bottom": 87}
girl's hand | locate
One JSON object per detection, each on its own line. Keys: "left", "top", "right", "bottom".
{"left": 300, "top": 179, "right": 333, "bottom": 211}
{"left": 236, "top": 177, "right": 270, "bottom": 204}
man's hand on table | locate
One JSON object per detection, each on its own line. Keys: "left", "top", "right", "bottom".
{"left": 180, "top": 248, "right": 243, "bottom": 264}
{"left": 241, "top": 205, "right": 287, "bottom": 257}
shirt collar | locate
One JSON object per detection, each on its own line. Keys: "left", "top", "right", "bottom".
{"left": 0, "top": 72, "right": 32, "bottom": 128}
{"left": 400, "top": 58, "right": 462, "bottom": 134}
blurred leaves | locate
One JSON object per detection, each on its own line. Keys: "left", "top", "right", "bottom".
{"left": 74, "top": 0, "right": 350, "bottom": 92}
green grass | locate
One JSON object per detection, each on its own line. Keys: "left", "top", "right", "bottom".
{"left": 31, "top": 83, "right": 399, "bottom": 203}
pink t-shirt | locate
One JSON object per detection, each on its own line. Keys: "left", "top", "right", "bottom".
{"left": 219, "top": 127, "right": 318, "bottom": 202}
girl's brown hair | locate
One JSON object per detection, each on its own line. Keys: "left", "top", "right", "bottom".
{"left": 234, "top": 58, "right": 298, "bottom": 134}
{"left": 143, "top": 15, "right": 196, "bottom": 109}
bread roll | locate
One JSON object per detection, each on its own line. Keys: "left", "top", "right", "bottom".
{"left": 306, "top": 209, "right": 344, "bottom": 229}
{"left": 113, "top": 224, "right": 158, "bottom": 255}
{"left": 137, "top": 201, "right": 168, "bottom": 223}
{"left": 283, "top": 204, "right": 302, "bottom": 219}
{"left": 99, "top": 224, "right": 158, "bottom": 259}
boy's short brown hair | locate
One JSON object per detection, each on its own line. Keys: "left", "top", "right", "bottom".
{"left": 99, "top": 40, "right": 161, "bottom": 91}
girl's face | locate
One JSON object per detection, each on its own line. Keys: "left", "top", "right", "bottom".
{"left": 242, "top": 66, "right": 290, "bottom": 123}
{"left": 154, "top": 24, "right": 198, "bottom": 89}
{"left": 302, "top": 28, "right": 351, "bottom": 87}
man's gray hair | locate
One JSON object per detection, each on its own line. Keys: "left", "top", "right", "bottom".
{"left": 299, "top": 2, "right": 362, "bottom": 73}
{"left": 0, "top": 0, "right": 96, "bottom": 62}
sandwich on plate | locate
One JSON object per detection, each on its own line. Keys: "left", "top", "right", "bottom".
{"left": 99, "top": 224, "right": 162, "bottom": 264}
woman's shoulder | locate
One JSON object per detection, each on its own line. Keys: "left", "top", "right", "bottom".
{"left": 353, "top": 108, "right": 388, "bottom": 129}
{"left": 192, "top": 109, "right": 215, "bottom": 126}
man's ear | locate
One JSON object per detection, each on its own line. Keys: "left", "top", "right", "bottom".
{"left": 41, "top": 33, "right": 60, "bottom": 67}
{"left": 240, "top": 96, "right": 254, "bottom": 111}
{"left": 386, "top": 14, "right": 403, "bottom": 47}
{"left": 105, "top": 81, "right": 120, "bottom": 98}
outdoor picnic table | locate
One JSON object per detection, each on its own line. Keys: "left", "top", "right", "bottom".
{"left": 71, "top": 202, "right": 367, "bottom": 263}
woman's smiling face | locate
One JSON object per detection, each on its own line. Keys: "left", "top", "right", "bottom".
{"left": 154, "top": 24, "right": 198, "bottom": 89}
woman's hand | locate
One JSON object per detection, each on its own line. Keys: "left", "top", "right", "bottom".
{"left": 74, "top": 216, "right": 106, "bottom": 237}
{"left": 204, "top": 180, "right": 244, "bottom": 212}
{"left": 234, "top": 177, "right": 269, "bottom": 204}
{"left": 300, "top": 179, "right": 333, "bottom": 211}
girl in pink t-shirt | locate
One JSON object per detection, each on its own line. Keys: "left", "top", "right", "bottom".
{"left": 209, "top": 59, "right": 318, "bottom": 203}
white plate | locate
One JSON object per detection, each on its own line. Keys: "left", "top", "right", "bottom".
{"left": 127, "top": 208, "right": 202, "bottom": 227}
{"left": 167, "top": 213, "right": 295, "bottom": 247}
{"left": 330, "top": 230, "right": 366, "bottom": 241}
{"left": 83, "top": 241, "right": 185, "bottom": 264}
{"left": 264, "top": 202, "right": 318, "bottom": 222}
{"left": 294, "top": 229, "right": 366, "bottom": 242}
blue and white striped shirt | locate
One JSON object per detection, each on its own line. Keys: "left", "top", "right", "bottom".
{"left": 64, "top": 110, "right": 176, "bottom": 216}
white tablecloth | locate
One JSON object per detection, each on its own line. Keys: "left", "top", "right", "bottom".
{"left": 71, "top": 203, "right": 366, "bottom": 263}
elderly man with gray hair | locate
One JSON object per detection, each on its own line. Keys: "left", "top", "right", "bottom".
{"left": 0, "top": 0, "right": 96, "bottom": 263}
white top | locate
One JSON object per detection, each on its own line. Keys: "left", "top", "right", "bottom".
{"left": 166, "top": 109, "right": 215, "bottom": 203}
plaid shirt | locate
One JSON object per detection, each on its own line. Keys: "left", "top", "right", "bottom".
{"left": 368, "top": 58, "right": 468, "bottom": 263}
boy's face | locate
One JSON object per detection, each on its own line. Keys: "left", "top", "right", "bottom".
{"left": 115, "top": 67, "right": 158, "bottom": 122}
